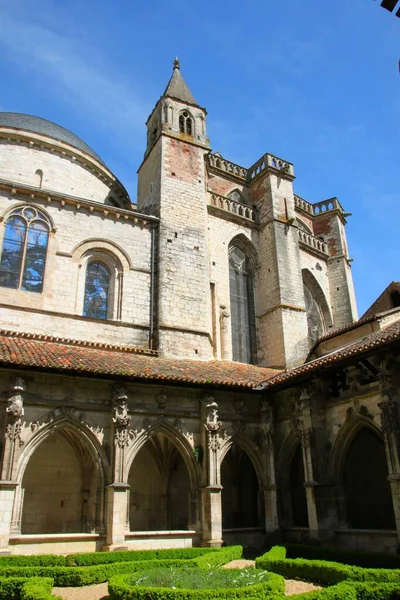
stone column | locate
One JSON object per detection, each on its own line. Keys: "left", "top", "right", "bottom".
{"left": 105, "top": 483, "right": 130, "bottom": 549}
{"left": 104, "top": 385, "right": 135, "bottom": 550}
{"left": 219, "top": 306, "right": 231, "bottom": 360}
{"left": 378, "top": 358, "right": 400, "bottom": 544}
{"left": 293, "top": 387, "right": 319, "bottom": 538}
{"left": 259, "top": 400, "right": 279, "bottom": 534}
{"left": 200, "top": 396, "right": 225, "bottom": 547}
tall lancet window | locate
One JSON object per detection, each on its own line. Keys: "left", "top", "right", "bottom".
{"left": 229, "top": 246, "right": 255, "bottom": 364}
{"left": 303, "top": 282, "right": 325, "bottom": 346}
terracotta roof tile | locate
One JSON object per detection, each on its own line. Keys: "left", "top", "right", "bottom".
{"left": 0, "top": 330, "right": 279, "bottom": 389}
{"left": 258, "top": 320, "right": 400, "bottom": 390}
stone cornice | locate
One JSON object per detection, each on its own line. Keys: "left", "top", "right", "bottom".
{"left": 0, "top": 178, "right": 159, "bottom": 228}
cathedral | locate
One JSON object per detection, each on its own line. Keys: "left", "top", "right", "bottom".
{"left": 0, "top": 59, "right": 399, "bottom": 556}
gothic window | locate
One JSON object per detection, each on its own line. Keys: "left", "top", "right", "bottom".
{"left": 0, "top": 206, "right": 50, "bottom": 293}
{"left": 83, "top": 261, "right": 110, "bottom": 320}
{"left": 229, "top": 245, "right": 256, "bottom": 364}
{"left": 303, "top": 282, "right": 325, "bottom": 346}
{"left": 179, "top": 111, "right": 193, "bottom": 136}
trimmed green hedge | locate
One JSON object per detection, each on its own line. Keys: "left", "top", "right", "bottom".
{"left": 0, "top": 547, "right": 216, "bottom": 568}
{"left": 107, "top": 571, "right": 284, "bottom": 600}
{"left": 0, "top": 555, "right": 66, "bottom": 567}
{"left": 20, "top": 578, "right": 63, "bottom": 600}
{"left": 68, "top": 547, "right": 217, "bottom": 566}
{"left": 192, "top": 546, "right": 243, "bottom": 569}
{"left": 256, "top": 546, "right": 400, "bottom": 588}
{"left": 0, "top": 547, "right": 243, "bottom": 587}
{"left": 286, "top": 544, "right": 400, "bottom": 570}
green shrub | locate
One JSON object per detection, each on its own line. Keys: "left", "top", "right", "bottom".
{"left": 20, "top": 577, "right": 63, "bottom": 600}
{"left": 286, "top": 544, "right": 400, "bottom": 570}
{"left": 68, "top": 547, "right": 216, "bottom": 567}
{"left": 0, "top": 550, "right": 240, "bottom": 587}
{"left": 256, "top": 546, "right": 400, "bottom": 587}
{"left": 108, "top": 570, "right": 284, "bottom": 600}
{"left": 0, "top": 555, "right": 66, "bottom": 567}
{"left": 193, "top": 545, "right": 242, "bottom": 569}
{"left": 0, "top": 576, "right": 27, "bottom": 600}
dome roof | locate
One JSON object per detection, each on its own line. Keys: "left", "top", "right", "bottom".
{"left": 0, "top": 112, "right": 104, "bottom": 164}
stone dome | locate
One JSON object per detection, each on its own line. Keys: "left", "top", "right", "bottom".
{"left": 0, "top": 112, "right": 104, "bottom": 164}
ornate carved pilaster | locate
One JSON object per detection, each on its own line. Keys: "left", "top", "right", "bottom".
{"left": 200, "top": 395, "right": 227, "bottom": 547}
{"left": 3, "top": 378, "right": 26, "bottom": 482}
{"left": 378, "top": 358, "right": 400, "bottom": 542}
{"left": 292, "top": 385, "right": 319, "bottom": 537}
{"left": 259, "top": 399, "right": 278, "bottom": 532}
{"left": 110, "top": 385, "right": 135, "bottom": 482}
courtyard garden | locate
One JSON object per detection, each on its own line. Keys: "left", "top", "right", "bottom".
{"left": 0, "top": 544, "right": 399, "bottom": 600}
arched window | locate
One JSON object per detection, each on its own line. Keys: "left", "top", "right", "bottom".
{"left": 0, "top": 206, "right": 50, "bottom": 293}
{"left": 303, "top": 282, "right": 325, "bottom": 346}
{"left": 83, "top": 262, "right": 110, "bottom": 320}
{"left": 179, "top": 111, "right": 193, "bottom": 136}
{"left": 229, "top": 245, "right": 256, "bottom": 364}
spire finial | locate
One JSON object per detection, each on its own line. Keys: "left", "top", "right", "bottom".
{"left": 173, "top": 56, "right": 180, "bottom": 70}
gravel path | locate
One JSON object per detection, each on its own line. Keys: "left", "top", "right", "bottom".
{"left": 52, "top": 559, "right": 323, "bottom": 599}
{"left": 52, "top": 583, "right": 108, "bottom": 600}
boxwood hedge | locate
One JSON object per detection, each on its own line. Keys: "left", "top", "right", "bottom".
{"left": 256, "top": 546, "right": 400, "bottom": 585}
{"left": 0, "top": 546, "right": 243, "bottom": 588}
{"left": 286, "top": 544, "right": 400, "bottom": 570}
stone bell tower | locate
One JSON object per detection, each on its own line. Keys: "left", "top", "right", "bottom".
{"left": 137, "top": 59, "right": 213, "bottom": 359}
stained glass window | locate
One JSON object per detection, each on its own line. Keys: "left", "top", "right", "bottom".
{"left": 229, "top": 246, "right": 255, "bottom": 364}
{"left": 0, "top": 207, "right": 49, "bottom": 293}
{"left": 304, "top": 283, "right": 325, "bottom": 346}
{"left": 83, "top": 262, "right": 110, "bottom": 320}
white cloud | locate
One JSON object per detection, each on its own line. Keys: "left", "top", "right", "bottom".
{"left": 0, "top": 1, "right": 148, "bottom": 144}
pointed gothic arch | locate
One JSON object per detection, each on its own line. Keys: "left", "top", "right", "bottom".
{"left": 277, "top": 430, "right": 308, "bottom": 528}
{"left": 302, "top": 269, "right": 333, "bottom": 347}
{"left": 126, "top": 421, "right": 200, "bottom": 532}
{"left": 219, "top": 434, "right": 264, "bottom": 529}
{"left": 328, "top": 414, "right": 395, "bottom": 530}
{"left": 15, "top": 415, "right": 109, "bottom": 535}
{"left": 228, "top": 235, "right": 257, "bottom": 364}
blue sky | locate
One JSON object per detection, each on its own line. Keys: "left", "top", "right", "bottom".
{"left": 0, "top": 0, "right": 398, "bottom": 316}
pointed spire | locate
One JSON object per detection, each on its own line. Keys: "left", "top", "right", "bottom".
{"left": 163, "top": 58, "right": 197, "bottom": 105}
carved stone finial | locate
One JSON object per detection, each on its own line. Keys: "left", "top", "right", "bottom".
{"left": 173, "top": 56, "right": 180, "bottom": 70}
{"left": 112, "top": 386, "right": 130, "bottom": 428}
{"left": 7, "top": 377, "right": 26, "bottom": 418}
{"left": 203, "top": 396, "right": 221, "bottom": 432}
{"left": 157, "top": 391, "right": 168, "bottom": 410}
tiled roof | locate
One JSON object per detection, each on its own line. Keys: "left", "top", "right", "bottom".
{"left": 0, "top": 330, "right": 279, "bottom": 390}
{"left": 258, "top": 320, "right": 400, "bottom": 390}
{"left": 307, "top": 315, "right": 376, "bottom": 357}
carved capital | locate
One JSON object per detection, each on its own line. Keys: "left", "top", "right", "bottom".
{"left": 5, "top": 419, "right": 24, "bottom": 447}
{"left": 114, "top": 428, "right": 136, "bottom": 448}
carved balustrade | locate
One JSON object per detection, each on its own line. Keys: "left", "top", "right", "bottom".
{"left": 248, "top": 153, "right": 294, "bottom": 180}
{"left": 207, "top": 154, "right": 247, "bottom": 180}
{"left": 298, "top": 229, "right": 329, "bottom": 257}
{"left": 209, "top": 192, "right": 256, "bottom": 222}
